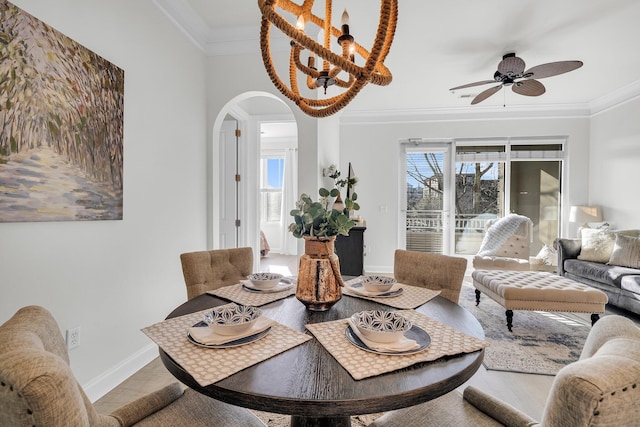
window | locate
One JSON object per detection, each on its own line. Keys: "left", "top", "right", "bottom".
{"left": 454, "top": 138, "right": 564, "bottom": 255}
{"left": 401, "top": 137, "right": 565, "bottom": 256}
{"left": 260, "top": 156, "right": 284, "bottom": 222}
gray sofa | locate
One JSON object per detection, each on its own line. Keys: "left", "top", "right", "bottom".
{"left": 557, "top": 229, "right": 640, "bottom": 316}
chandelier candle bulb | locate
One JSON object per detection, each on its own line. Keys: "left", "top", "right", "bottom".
{"left": 341, "top": 9, "right": 350, "bottom": 35}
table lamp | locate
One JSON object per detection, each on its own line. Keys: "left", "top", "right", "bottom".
{"left": 569, "top": 205, "right": 602, "bottom": 227}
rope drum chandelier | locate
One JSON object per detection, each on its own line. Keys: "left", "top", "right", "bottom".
{"left": 258, "top": 0, "right": 398, "bottom": 118}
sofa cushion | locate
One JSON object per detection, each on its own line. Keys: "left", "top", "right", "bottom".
{"left": 621, "top": 276, "right": 640, "bottom": 295}
{"left": 564, "top": 259, "right": 640, "bottom": 288}
{"left": 578, "top": 228, "right": 616, "bottom": 263}
{"left": 617, "top": 229, "right": 640, "bottom": 238}
{"left": 608, "top": 234, "right": 640, "bottom": 269}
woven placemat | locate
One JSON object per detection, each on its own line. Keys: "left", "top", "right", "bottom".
{"left": 305, "top": 310, "right": 487, "bottom": 380}
{"left": 342, "top": 277, "right": 441, "bottom": 309}
{"left": 207, "top": 280, "right": 296, "bottom": 306}
{"left": 142, "top": 305, "right": 311, "bottom": 386}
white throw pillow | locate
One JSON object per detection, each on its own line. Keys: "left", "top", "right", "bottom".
{"left": 578, "top": 228, "right": 616, "bottom": 263}
{"left": 535, "top": 245, "right": 557, "bottom": 266}
{"left": 608, "top": 234, "right": 640, "bottom": 269}
{"left": 588, "top": 222, "right": 611, "bottom": 229}
{"left": 577, "top": 222, "right": 611, "bottom": 239}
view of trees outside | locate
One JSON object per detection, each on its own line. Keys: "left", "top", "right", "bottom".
{"left": 405, "top": 151, "right": 504, "bottom": 254}
{"left": 406, "top": 152, "right": 502, "bottom": 217}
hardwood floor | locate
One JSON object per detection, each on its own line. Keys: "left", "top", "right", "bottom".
{"left": 94, "top": 253, "right": 637, "bottom": 423}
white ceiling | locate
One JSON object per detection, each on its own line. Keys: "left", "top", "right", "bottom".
{"left": 154, "top": 0, "right": 640, "bottom": 115}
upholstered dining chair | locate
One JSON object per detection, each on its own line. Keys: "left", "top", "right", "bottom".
{"left": 0, "top": 305, "right": 266, "bottom": 427}
{"left": 393, "top": 249, "right": 468, "bottom": 304}
{"left": 369, "top": 314, "right": 640, "bottom": 427}
{"left": 180, "top": 247, "right": 253, "bottom": 300}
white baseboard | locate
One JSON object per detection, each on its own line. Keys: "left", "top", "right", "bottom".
{"left": 84, "top": 343, "right": 158, "bottom": 402}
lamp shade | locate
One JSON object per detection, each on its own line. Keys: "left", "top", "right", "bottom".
{"left": 569, "top": 205, "right": 602, "bottom": 224}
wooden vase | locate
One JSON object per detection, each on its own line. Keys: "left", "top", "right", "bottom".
{"left": 296, "top": 236, "right": 344, "bottom": 311}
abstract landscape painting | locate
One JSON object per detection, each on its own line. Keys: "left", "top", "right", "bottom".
{"left": 0, "top": 0, "right": 124, "bottom": 222}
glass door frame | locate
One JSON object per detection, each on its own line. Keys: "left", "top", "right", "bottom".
{"left": 400, "top": 137, "right": 567, "bottom": 257}
{"left": 399, "top": 139, "right": 456, "bottom": 255}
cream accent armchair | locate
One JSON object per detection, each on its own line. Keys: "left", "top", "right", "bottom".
{"left": 369, "top": 314, "right": 640, "bottom": 427}
{"left": 394, "top": 250, "right": 468, "bottom": 304}
{"left": 0, "top": 305, "right": 265, "bottom": 427}
{"left": 180, "top": 247, "right": 253, "bottom": 300}
{"left": 472, "top": 214, "right": 533, "bottom": 271}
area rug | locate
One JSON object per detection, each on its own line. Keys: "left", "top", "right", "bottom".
{"left": 458, "top": 282, "right": 591, "bottom": 376}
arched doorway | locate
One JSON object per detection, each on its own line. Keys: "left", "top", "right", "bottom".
{"left": 211, "top": 92, "right": 298, "bottom": 271}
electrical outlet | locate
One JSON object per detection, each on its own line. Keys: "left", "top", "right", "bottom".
{"left": 66, "top": 326, "right": 81, "bottom": 349}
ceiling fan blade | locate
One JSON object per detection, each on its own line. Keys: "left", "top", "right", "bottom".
{"left": 449, "top": 80, "right": 497, "bottom": 90}
{"left": 471, "top": 85, "right": 503, "bottom": 105}
{"left": 512, "top": 79, "right": 546, "bottom": 96}
{"left": 524, "top": 60, "right": 583, "bottom": 79}
{"left": 497, "top": 55, "right": 525, "bottom": 75}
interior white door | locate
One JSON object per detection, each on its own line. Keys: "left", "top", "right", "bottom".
{"left": 220, "top": 117, "right": 239, "bottom": 248}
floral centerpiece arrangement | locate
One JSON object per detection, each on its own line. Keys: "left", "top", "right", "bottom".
{"left": 288, "top": 164, "right": 359, "bottom": 239}
{"left": 289, "top": 165, "right": 360, "bottom": 311}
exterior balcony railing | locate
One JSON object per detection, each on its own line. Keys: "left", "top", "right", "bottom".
{"left": 405, "top": 210, "right": 496, "bottom": 254}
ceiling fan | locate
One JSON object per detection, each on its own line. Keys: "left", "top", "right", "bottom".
{"left": 450, "top": 53, "right": 583, "bottom": 105}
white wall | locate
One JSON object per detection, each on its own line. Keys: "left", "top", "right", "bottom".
{"left": 1, "top": 0, "right": 207, "bottom": 399}
{"left": 340, "top": 116, "right": 591, "bottom": 272}
{"left": 589, "top": 97, "right": 640, "bottom": 228}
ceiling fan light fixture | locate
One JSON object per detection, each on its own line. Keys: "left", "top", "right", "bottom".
{"left": 451, "top": 52, "right": 583, "bottom": 105}
{"left": 258, "top": 0, "right": 397, "bottom": 118}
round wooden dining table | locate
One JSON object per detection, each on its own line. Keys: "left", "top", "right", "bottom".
{"left": 161, "top": 291, "right": 484, "bottom": 427}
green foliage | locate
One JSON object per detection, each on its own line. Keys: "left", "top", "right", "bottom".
{"left": 288, "top": 166, "right": 360, "bottom": 239}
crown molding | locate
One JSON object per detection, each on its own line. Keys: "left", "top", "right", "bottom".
{"left": 589, "top": 79, "right": 640, "bottom": 116}
{"left": 340, "top": 103, "right": 593, "bottom": 125}
{"left": 153, "top": 0, "right": 209, "bottom": 52}
{"left": 341, "top": 81, "right": 640, "bottom": 124}
{"left": 153, "top": 0, "right": 289, "bottom": 55}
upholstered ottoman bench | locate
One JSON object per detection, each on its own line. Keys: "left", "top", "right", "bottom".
{"left": 472, "top": 270, "right": 608, "bottom": 332}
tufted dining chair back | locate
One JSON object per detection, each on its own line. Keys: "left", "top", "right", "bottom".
{"left": 0, "top": 305, "right": 266, "bottom": 427}
{"left": 393, "top": 249, "right": 468, "bottom": 304}
{"left": 0, "top": 305, "right": 107, "bottom": 427}
{"left": 180, "top": 247, "right": 253, "bottom": 300}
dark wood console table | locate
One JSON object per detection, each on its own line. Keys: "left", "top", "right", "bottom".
{"left": 336, "top": 224, "right": 366, "bottom": 276}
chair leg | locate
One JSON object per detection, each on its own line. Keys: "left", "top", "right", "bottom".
{"left": 591, "top": 313, "right": 600, "bottom": 326}
{"left": 475, "top": 289, "right": 481, "bottom": 306}
{"left": 506, "top": 309, "right": 514, "bottom": 332}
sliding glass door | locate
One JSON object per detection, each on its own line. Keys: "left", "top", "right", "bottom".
{"left": 401, "top": 138, "right": 565, "bottom": 257}
{"left": 401, "top": 142, "right": 453, "bottom": 254}
{"left": 510, "top": 160, "right": 561, "bottom": 254}
{"left": 453, "top": 146, "right": 505, "bottom": 255}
